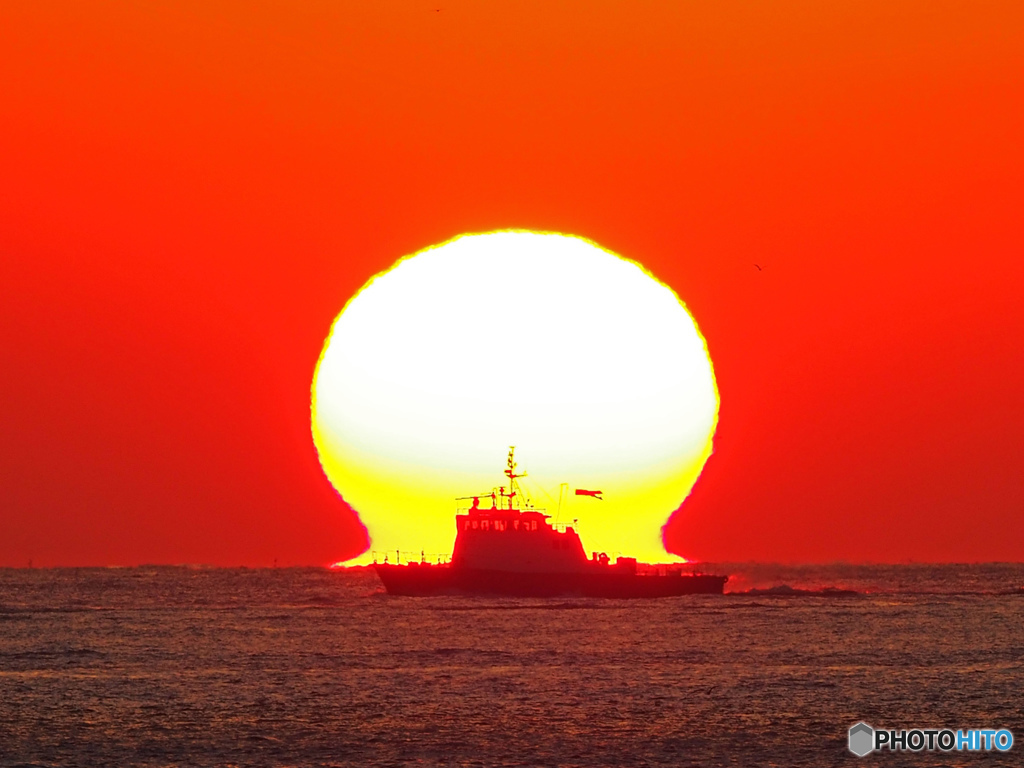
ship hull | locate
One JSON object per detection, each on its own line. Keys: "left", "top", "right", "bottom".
{"left": 374, "top": 563, "right": 727, "bottom": 598}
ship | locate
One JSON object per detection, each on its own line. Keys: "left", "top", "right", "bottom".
{"left": 373, "top": 448, "right": 728, "bottom": 598}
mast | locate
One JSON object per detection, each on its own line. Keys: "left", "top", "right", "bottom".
{"left": 556, "top": 482, "right": 568, "bottom": 524}
{"left": 502, "top": 446, "right": 527, "bottom": 510}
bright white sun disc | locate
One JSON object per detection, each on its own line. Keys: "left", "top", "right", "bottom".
{"left": 312, "top": 231, "right": 718, "bottom": 564}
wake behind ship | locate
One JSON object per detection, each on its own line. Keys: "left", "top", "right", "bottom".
{"left": 373, "top": 448, "right": 728, "bottom": 598}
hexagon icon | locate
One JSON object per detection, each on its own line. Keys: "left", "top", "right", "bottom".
{"left": 848, "top": 722, "right": 875, "bottom": 757}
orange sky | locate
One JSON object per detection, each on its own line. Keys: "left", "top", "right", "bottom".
{"left": 2, "top": 1, "right": 1022, "bottom": 566}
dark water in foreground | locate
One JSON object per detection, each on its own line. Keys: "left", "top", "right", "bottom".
{"left": 1, "top": 564, "right": 1022, "bottom": 767}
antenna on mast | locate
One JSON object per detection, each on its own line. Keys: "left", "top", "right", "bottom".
{"left": 503, "top": 446, "right": 528, "bottom": 509}
{"left": 556, "top": 482, "right": 568, "bottom": 524}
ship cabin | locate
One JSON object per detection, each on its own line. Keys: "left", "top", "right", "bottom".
{"left": 451, "top": 493, "right": 590, "bottom": 574}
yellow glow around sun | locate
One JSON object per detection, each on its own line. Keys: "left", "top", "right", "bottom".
{"left": 312, "top": 231, "right": 718, "bottom": 565}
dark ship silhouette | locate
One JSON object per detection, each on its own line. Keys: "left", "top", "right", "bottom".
{"left": 374, "top": 448, "right": 728, "bottom": 598}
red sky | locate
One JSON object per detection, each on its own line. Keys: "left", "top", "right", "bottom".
{"left": 2, "top": 1, "right": 1022, "bottom": 566}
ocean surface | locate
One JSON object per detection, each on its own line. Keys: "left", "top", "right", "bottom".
{"left": 1, "top": 564, "right": 1022, "bottom": 767}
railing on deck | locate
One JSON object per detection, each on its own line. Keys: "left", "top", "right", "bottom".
{"left": 456, "top": 506, "right": 549, "bottom": 515}
{"left": 371, "top": 550, "right": 451, "bottom": 565}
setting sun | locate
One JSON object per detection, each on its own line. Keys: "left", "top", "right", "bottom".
{"left": 312, "top": 231, "right": 718, "bottom": 564}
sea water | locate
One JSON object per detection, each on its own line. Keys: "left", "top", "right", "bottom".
{"left": 1, "top": 564, "right": 1022, "bottom": 767}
